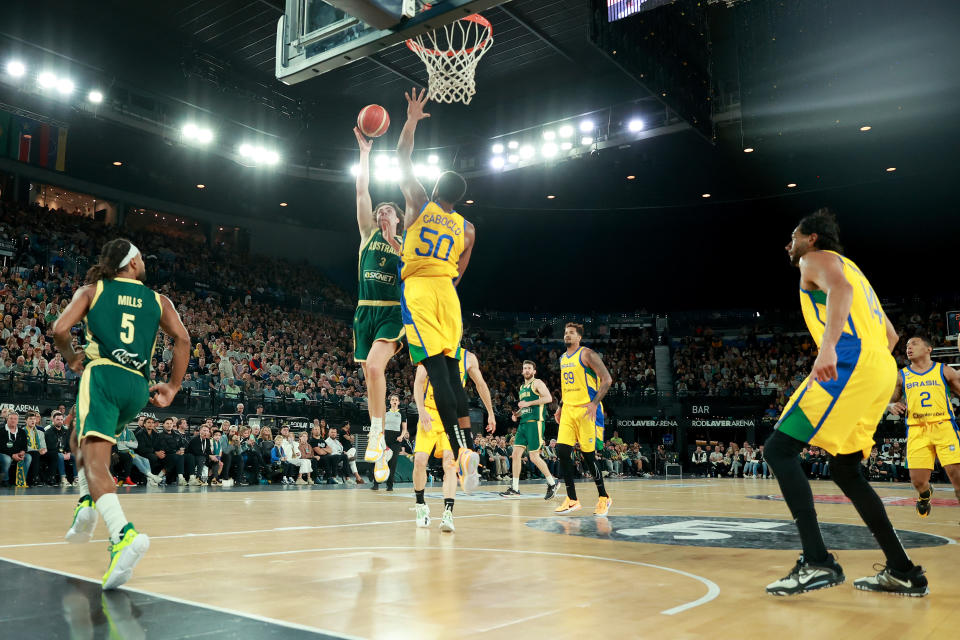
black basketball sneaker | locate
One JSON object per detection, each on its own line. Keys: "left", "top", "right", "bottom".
{"left": 854, "top": 564, "right": 929, "bottom": 597}
{"left": 766, "top": 554, "right": 845, "bottom": 596}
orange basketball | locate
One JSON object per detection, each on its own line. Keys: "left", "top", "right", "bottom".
{"left": 357, "top": 104, "right": 390, "bottom": 138}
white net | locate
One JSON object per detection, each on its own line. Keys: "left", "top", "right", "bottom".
{"left": 406, "top": 14, "right": 493, "bottom": 105}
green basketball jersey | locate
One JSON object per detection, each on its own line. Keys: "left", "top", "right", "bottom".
{"left": 358, "top": 230, "right": 401, "bottom": 303}
{"left": 518, "top": 378, "right": 545, "bottom": 423}
{"left": 83, "top": 277, "right": 162, "bottom": 379}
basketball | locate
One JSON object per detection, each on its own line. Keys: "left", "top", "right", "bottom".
{"left": 357, "top": 104, "right": 390, "bottom": 138}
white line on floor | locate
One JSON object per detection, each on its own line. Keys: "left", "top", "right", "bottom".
{"left": 475, "top": 607, "right": 565, "bottom": 633}
{"left": 241, "top": 545, "right": 721, "bottom": 616}
{"left": 0, "top": 514, "right": 501, "bottom": 549}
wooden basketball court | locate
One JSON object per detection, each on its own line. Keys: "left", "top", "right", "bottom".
{"left": 1, "top": 478, "right": 957, "bottom": 638}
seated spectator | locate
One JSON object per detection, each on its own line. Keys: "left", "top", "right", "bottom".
{"left": 690, "top": 446, "right": 707, "bottom": 477}
{"left": 134, "top": 417, "right": 167, "bottom": 483}
{"left": 708, "top": 446, "right": 726, "bottom": 478}
{"left": 269, "top": 435, "right": 298, "bottom": 484}
{"left": 185, "top": 424, "right": 219, "bottom": 486}
{"left": 44, "top": 410, "right": 74, "bottom": 487}
{"left": 309, "top": 422, "right": 338, "bottom": 484}
{"left": 337, "top": 423, "right": 364, "bottom": 485}
{"left": 1, "top": 411, "right": 28, "bottom": 486}
{"left": 23, "top": 410, "right": 51, "bottom": 486}
{"left": 324, "top": 427, "right": 351, "bottom": 484}
{"left": 117, "top": 422, "right": 161, "bottom": 486}
{"left": 158, "top": 418, "right": 187, "bottom": 485}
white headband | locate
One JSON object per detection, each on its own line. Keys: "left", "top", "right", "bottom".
{"left": 118, "top": 243, "right": 140, "bottom": 269}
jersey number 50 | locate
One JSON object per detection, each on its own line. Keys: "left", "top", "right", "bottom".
{"left": 415, "top": 228, "right": 454, "bottom": 261}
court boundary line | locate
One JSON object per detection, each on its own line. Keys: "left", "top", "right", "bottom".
{"left": 0, "top": 514, "right": 500, "bottom": 550}
{"left": 242, "top": 545, "right": 721, "bottom": 616}
{"left": 0, "top": 555, "right": 364, "bottom": 640}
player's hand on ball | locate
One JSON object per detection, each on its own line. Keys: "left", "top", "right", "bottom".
{"left": 419, "top": 411, "right": 432, "bottom": 433}
{"left": 149, "top": 382, "right": 179, "bottom": 408}
{"left": 405, "top": 87, "right": 431, "bottom": 122}
{"left": 888, "top": 402, "right": 907, "bottom": 416}
{"left": 353, "top": 127, "right": 372, "bottom": 152}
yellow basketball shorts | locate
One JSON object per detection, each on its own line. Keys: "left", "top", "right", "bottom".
{"left": 558, "top": 403, "right": 604, "bottom": 454}
{"left": 776, "top": 347, "right": 896, "bottom": 457}
{"left": 414, "top": 408, "right": 453, "bottom": 459}
{"left": 400, "top": 276, "right": 462, "bottom": 364}
{"left": 906, "top": 420, "right": 960, "bottom": 469}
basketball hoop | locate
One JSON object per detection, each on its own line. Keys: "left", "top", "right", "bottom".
{"left": 406, "top": 14, "right": 493, "bottom": 105}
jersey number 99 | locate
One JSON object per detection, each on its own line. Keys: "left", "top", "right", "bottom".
{"left": 415, "top": 227, "right": 454, "bottom": 261}
{"left": 563, "top": 371, "right": 575, "bottom": 385}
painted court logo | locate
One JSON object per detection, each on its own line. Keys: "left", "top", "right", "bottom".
{"left": 749, "top": 494, "right": 959, "bottom": 508}
{"left": 525, "top": 515, "right": 952, "bottom": 549}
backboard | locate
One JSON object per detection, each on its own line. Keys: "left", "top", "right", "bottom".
{"left": 276, "top": 0, "right": 507, "bottom": 85}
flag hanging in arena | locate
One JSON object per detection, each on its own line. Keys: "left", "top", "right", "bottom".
{"left": 0, "top": 108, "right": 68, "bottom": 171}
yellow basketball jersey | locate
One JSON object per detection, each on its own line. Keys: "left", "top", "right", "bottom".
{"left": 400, "top": 201, "right": 465, "bottom": 280}
{"left": 424, "top": 347, "right": 468, "bottom": 413}
{"left": 560, "top": 347, "right": 601, "bottom": 407}
{"left": 799, "top": 251, "right": 888, "bottom": 352}
{"left": 902, "top": 363, "right": 955, "bottom": 426}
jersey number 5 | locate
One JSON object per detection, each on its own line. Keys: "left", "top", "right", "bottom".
{"left": 414, "top": 227, "right": 454, "bottom": 261}
{"left": 120, "top": 313, "right": 136, "bottom": 344}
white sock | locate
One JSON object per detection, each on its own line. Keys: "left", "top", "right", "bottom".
{"left": 512, "top": 477, "right": 519, "bottom": 491}
{"left": 545, "top": 472, "right": 555, "bottom": 485}
{"left": 77, "top": 468, "right": 89, "bottom": 498}
{"left": 371, "top": 417, "right": 383, "bottom": 431}
{"left": 95, "top": 493, "right": 129, "bottom": 543}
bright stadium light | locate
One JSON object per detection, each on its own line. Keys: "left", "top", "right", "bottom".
{"left": 628, "top": 119, "right": 644, "bottom": 132}
{"left": 182, "top": 123, "right": 198, "bottom": 138}
{"left": 507, "top": 140, "right": 519, "bottom": 150}
{"left": 560, "top": 142, "right": 573, "bottom": 151}
{"left": 238, "top": 143, "right": 253, "bottom": 157}
{"left": 541, "top": 143, "right": 558, "bottom": 158}
{"left": 579, "top": 119, "right": 594, "bottom": 133}
{"left": 490, "top": 156, "right": 505, "bottom": 169}
{"left": 427, "top": 154, "right": 439, "bottom": 165}
{"left": 6, "top": 60, "right": 25, "bottom": 77}
{"left": 542, "top": 130, "right": 556, "bottom": 141}
{"left": 196, "top": 128, "right": 214, "bottom": 144}
{"left": 491, "top": 143, "right": 504, "bottom": 154}
{"left": 38, "top": 72, "right": 57, "bottom": 88}
{"left": 508, "top": 154, "right": 519, "bottom": 163}
{"left": 581, "top": 136, "right": 594, "bottom": 146}
{"left": 350, "top": 164, "right": 360, "bottom": 176}
{"left": 263, "top": 150, "right": 280, "bottom": 165}
{"left": 425, "top": 165, "right": 441, "bottom": 180}
{"left": 374, "top": 154, "right": 389, "bottom": 166}
{"left": 559, "top": 125, "right": 574, "bottom": 138}
{"left": 56, "top": 77, "right": 74, "bottom": 95}
{"left": 88, "top": 90, "right": 103, "bottom": 104}
{"left": 414, "top": 164, "right": 427, "bottom": 176}
{"left": 519, "top": 145, "right": 535, "bottom": 159}
{"left": 183, "top": 123, "right": 213, "bottom": 145}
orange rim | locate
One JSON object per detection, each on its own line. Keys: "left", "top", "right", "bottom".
{"left": 406, "top": 14, "right": 493, "bottom": 58}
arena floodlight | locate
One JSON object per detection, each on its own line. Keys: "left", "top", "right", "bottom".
{"left": 507, "top": 140, "right": 519, "bottom": 150}
{"left": 374, "top": 154, "right": 389, "bottom": 167}
{"left": 579, "top": 119, "right": 594, "bottom": 133}
{"left": 519, "top": 145, "right": 535, "bottom": 160}
{"left": 490, "top": 156, "right": 505, "bottom": 169}
{"left": 628, "top": 119, "right": 644, "bottom": 132}
{"left": 350, "top": 164, "right": 360, "bottom": 176}
{"left": 559, "top": 125, "right": 574, "bottom": 138}
{"left": 508, "top": 154, "right": 519, "bottom": 163}
{"left": 196, "top": 128, "right": 214, "bottom": 144}
{"left": 263, "top": 150, "right": 280, "bottom": 165}
{"left": 6, "top": 60, "right": 25, "bottom": 77}
{"left": 491, "top": 143, "right": 504, "bottom": 154}
{"left": 38, "top": 72, "right": 57, "bottom": 88}
{"left": 581, "top": 136, "right": 594, "bottom": 146}
{"left": 541, "top": 143, "right": 558, "bottom": 158}
{"left": 542, "top": 130, "right": 556, "bottom": 141}
{"left": 88, "top": 90, "right": 103, "bottom": 104}
{"left": 56, "top": 77, "right": 75, "bottom": 95}
{"left": 427, "top": 154, "right": 439, "bottom": 165}
{"left": 560, "top": 142, "right": 573, "bottom": 151}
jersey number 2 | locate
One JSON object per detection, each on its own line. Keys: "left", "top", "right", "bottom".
{"left": 919, "top": 391, "right": 932, "bottom": 408}
{"left": 120, "top": 313, "right": 136, "bottom": 344}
